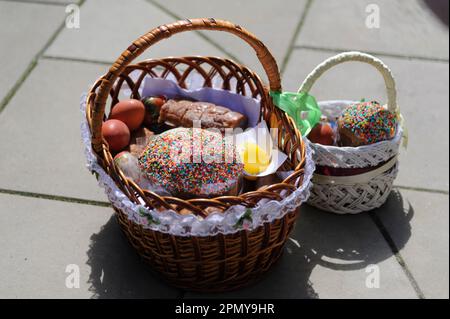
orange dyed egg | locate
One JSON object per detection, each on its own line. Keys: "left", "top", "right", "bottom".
{"left": 102, "top": 119, "right": 130, "bottom": 152}
{"left": 110, "top": 99, "right": 145, "bottom": 131}
{"left": 308, "top": 123, "right": 335, "bottom": 146}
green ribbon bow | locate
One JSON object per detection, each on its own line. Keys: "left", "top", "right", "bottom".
{"left": 270, "top": 91, "right": 322, "bottom": 136}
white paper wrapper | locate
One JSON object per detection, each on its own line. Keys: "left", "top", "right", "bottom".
{"left": 234, "top": 121, "right": 288, "bottom": 177}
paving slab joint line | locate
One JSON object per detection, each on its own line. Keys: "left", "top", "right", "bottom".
{"left": 145, "top": 0, "right": 241, "bottom": 64}
{"left": 42, "top": 56, "right": 193, "bottom": 76}
{"left": 0, "top": 188, "right": 111, "bottom": 208}
{"left": 0, "top": 59, "right": 38, "bottom": 114}
{"left": 0, "top": 0, "right": 79, "bottom": 6}
{"left": 42, "top": 55, "right": 116, "bottom": 66}
{"left": 280, "top": 0, "right": 313, "bottom": 75}
{"left": 394, "top": 185, "right": 449, "bottom": 195}
{"left": 293, "top": 45, "right": 450, "bottom": 63}
{"left": 0, "top": 0, "right": 87, "bottom": 115}
{"left": 369, "top": 212, "right": 426, "bottom": 299}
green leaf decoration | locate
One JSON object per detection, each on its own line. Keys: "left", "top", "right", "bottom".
{"left": 138, "top": 207, "right": 161, "bottom": 225}
{"left": 91, "top": 171, "right": 99, "bottom": 181}
{"left": 234, "top": 208, "right": 253, "bottom": 229}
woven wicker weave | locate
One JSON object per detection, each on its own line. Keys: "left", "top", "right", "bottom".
{"left": 85, "top": 18, "right": 309, "bottom": 291}
{"left": 298, "top": 52, "right": 403, "bottom": 214}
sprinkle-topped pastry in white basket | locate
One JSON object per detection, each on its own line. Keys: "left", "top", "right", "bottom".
{"left": 337, "top": 101, "right": 398, "bottom": 147}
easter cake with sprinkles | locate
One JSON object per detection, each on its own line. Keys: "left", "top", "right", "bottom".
{"left": 337, "top": 101, "right": 398, "bottom": 147}
{"left": 138, "top": 127, "right": 243, "bottom": 198}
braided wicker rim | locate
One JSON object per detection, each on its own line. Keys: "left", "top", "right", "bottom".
{"left": 299, "top": 51, "right": 398, "bottom": 113}
{"left": 86, "top": 19, "right": 307, "bottom": 217}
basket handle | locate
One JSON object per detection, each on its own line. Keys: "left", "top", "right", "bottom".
{"left": 298, "top": 51, "right": 397, "bottom": 113}
{"left": 91, "top": 18, "right": 281, "bottom": 151}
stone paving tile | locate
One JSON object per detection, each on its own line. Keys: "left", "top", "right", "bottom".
{"left": 0, "top": 59, "right": 108, "bottom": 201}
{"left": 186, "top": 203, "right": 417, "bottom": 299}
{"left": 283, "top": 49, "right": 449, "bottom": 191}
{"left": 296, "top": 0, "right": 449, "bottom": 60}
{"left": 45, "top": 0, "right": 224, "bottom": 64}
{"left": 0, "top": 1, "right": 63, "bottom": 102}
{"left": 150, "top": 0, "right": 308, "bottom": 79}
{"left": 374, "top": 189, "right": 449, "bottom": 299}
{"left": 0, "top": 193, "right": 180, "bottom": 298}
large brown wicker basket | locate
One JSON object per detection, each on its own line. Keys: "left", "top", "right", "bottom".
{"left": 85, "top": 18, "right": 308, "bottom": 292}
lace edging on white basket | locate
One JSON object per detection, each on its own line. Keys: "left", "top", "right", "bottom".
{"left": 80, "top": 94, "right": 314, "bottom": 237}
{"left": 298, "top": 52, "right": 404, "bottom": 214}
{"left": 311, "top": 100, "right": 403, "bottom": 168}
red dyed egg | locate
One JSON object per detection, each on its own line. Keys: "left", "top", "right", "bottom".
{"left": 102, "top": 119, "right": 130, "bottom": 152}
{"left": 110, "top": 99, "right": 145, "bottom": 131}
{"left": 308, "top": 123, "right": 335, "bottom": 146}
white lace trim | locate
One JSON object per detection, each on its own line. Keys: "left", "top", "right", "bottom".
{"left": 80, "top": 94, "right": 314, "bottom": 237}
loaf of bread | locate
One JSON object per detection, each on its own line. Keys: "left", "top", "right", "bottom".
{"left": 158, "top": 99, "right": 247, "bottom": 131}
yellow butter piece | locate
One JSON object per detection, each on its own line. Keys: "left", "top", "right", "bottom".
{"left": 241, "top": 142, "right": 270, "bottom": 175}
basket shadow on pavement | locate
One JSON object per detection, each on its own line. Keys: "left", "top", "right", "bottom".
{"left": 293, "top": 190, "right": 413, "bottom": 274}
{"left": 86, "top": 217, "right": 183, "bottom": 299}
{"left": 86, "top": 190, "right": 412, "bottom": 298}
{"left": 424, "top": 0, "right": 449, "bottom": 26}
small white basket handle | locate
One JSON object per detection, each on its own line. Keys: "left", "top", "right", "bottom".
{"left": 298, "top": 51, "right": 398, "bottom": 113}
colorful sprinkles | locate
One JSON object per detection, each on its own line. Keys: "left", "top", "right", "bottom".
{"left": 339, "top": 101, "right": 398, "bottom": 145}
{"left": 138, "top": 127, "right": 243, "bottom": 197}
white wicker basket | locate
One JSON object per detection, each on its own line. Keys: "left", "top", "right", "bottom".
{"left": 298, "top": 52, "right": 403, "bottom": 214}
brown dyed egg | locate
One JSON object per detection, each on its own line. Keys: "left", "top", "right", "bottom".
{"left": 102, "top": 119, "right": 130, "bottom": 152}
{"left": 110, "top": 99, "right": 145, "bottom": 131}
{"left": 308, "top": 123, "right": 335, "bottom": 146}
